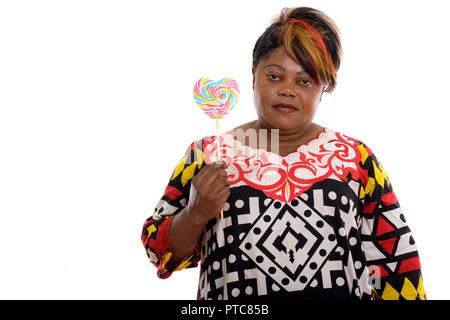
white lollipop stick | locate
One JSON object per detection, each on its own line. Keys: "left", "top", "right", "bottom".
{"left": 216, "top": 118, "right": 224, "bottom": 220}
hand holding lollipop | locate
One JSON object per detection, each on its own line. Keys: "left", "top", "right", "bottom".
{"left": 193, "top": 78, "right": 239, "bottom": 219}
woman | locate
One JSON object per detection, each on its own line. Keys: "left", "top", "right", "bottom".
{"left": 141, "top": 7, "right": 426, "bottom": 300}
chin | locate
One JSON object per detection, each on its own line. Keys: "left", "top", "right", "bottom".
{"left": 267, "top": 113, "right": 304, "bottom": 130}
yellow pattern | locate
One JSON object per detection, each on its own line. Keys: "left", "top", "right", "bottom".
{"left": 359, "top": 186, "right": 365, "bottom": 199}
{"left": 380, "top": 277, "right": 425, "bottom": 300}
{"left": 361, "top": 160, "right": 391, "bottom": 199}
{"left": 379, "top": 162, "right": 390, "bottom": 187}
{"left": 372, "top": 160, "right": 390, "bottom": 189}
{"left": 373, "top": 160, "right": 385, "bottom": 188}
{"left": 159, "top": 252, "right": 173, "bottom": 276}
{"left": 162, "top": 252, "right": 172, "bottom": 264}
{"left": 171, "top": 154, "right": 189, "bottom": 181}
{"left": 358, "top": 144, "right": 369, "bottom": 165}
{"left": 358, "top": 144, "right": 391, "bottom": 199}
{"left": 401, "top": 277, "right": 419, "bottom": 300}
{"left": 181, "top": 162, "right": 197, "bottom": 187}
{"left": 364, "top": 177, "right": 376, "bottom": 198}
{"left": 195, "top": 148, "right": 205, "bottom": 169}
{"left": 146, "top": 224, "right": 157, "bottom": 238}
{"left": 417, "top": 276, "right": 426, "bottom": 300}
{"left": 171, "top": 147, "right": 205, "bottom": 185}
{"left": 381, "top": 282, "right": 400, "bottom": 300}
{"left": 175, "top": 255, "right": 194, "bottom": 272}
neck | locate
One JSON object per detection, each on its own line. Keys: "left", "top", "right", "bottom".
{"left": 252, "top": 119, "right": 315, "bottom": 144}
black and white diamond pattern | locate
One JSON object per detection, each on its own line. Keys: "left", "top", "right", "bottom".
{"left": 239, "top": 197, "right": 337, "bottom": 291}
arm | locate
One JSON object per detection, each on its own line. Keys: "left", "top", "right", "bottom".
{"left": 141, "top": 140, "right": 230, "bottom": 277}
{"left": 167, "top": 161, "right": 230, "bottom": 268}
{"left": 165, "top": 207, "right": 206, "bottom": 269}
{"left": 358, "top": 143, "right": 426, "bottom": 300}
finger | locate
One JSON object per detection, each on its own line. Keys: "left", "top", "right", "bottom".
{"left": 210, "top": 176, "right": 229, "bottom": 195}
{"left": 216, "top": 161, "right": 228, "bottom": 168}
{"left": 196, "top": 161, "right": 227, "bottom": 186}
{"left": 218, "top": 161, "right": 228, "bottom": 170}
{"left": 194, "top": 163, "right": 217, "bottom": 185}
{"left": 216, "top": 184, "right": 231, "bottom": 201}
{"left": 196, "top": 162, "right": 227, "bottom": 182}
{"left": 211, "top": 161, "right": 228, "bottom": 170}
{"left": 203, "top": 167, "right": 229, "bottom": 187}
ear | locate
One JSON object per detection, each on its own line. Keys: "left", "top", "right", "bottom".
{"left": 252, "top": 68, "right": 255, "bottom": 90}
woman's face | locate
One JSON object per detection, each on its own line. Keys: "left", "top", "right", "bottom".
{"left": 253, "top": 46, "right": 325, "bottom": 133}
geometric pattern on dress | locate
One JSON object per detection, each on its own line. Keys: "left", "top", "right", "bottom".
{"left": 356, "top": 145, "right": 425, "bottom": 300}
{"left": 379, "top": 274, "right": 426, "bottom": 300}
{"left": 302, "top": 178, "right": 373, "bottom": 298}
{"left": 197, "top": 179, "right": 376, "bottom": 300}
{"left": 239, "top": 195, "right": 337, "bottom": 292}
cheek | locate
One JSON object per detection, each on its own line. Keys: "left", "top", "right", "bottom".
{"left": 253, "top": 90, "right": 266, "bottom": 117}
{"left": 253, "top": 88, "right": 261, "bottom": 107}
{"left": 312, "top": 92, "right": 323, "bottom": 109}
{"left": 253, "top": 81, "right": 274, "bottom": 107}
{"left": 253, "top": 80, "right": 264, "bottom": 106}
{"left": 253, "top": 89, "right": 272, "bottom": 119}
{"left": 254, "top": 90, "right": 271, "bottom": 113}
{"left": 302, "top": 88, "right": 322, "bottom": 107}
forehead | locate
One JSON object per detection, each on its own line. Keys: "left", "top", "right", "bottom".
{"left": 259, "top": 46, "right": 305, "bottom": 72}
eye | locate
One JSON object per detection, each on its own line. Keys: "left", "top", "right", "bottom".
{"left": 267, "top": 73, "right": 281, "bottom": 81}
{"left": 298, "top": 79, "right": 312, "bottom": 86}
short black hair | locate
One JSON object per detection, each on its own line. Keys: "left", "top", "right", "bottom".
{"left": 252, "top": 7, "right": 342, "bottom": 93}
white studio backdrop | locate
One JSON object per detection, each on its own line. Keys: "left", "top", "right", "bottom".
{"left": 0, "top": 0, "right": 449, "bottom": 299}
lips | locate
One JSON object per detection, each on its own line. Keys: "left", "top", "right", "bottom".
{"left": 273, "top": 103, "right": 297, "bottom": 113}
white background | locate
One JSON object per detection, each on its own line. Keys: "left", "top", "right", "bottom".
{"left": 0, "top": 0, "right": 449, "bottom": 299}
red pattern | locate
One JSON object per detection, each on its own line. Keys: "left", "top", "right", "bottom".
{"left": 202, "top": 129, "right": 362, "bottom": 202}
{"left": 398, "top": 256, "right": 421, "bottom": 274}
{"left": 381, "top": 191, "right": 398, "bottom": 206}
{"left": 376, "top": 217, "right": 395, "bottom": 236}
{"left": 363, "top": 202, "right": 377, "bottom": 214}
{"left": 164, "top": 185, "right": 182, "bottom": 201}
{"left": 378, "top": 237, "right": 398, "bottom": 255}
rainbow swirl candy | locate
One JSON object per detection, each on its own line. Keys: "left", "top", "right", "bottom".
{"left": 193, "top": 78, "right": 239, "bottom": 119}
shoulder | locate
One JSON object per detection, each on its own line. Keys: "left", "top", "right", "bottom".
{"left": 230, "top": 120, "right": 257, "bottom": 132}
{"left": 325, "top": 127, "right": 360, "bottom": 144}
{"left": 325, "top": 127, "right": 373, "bottom": 152}
{"left": 323, "top": 127, "right": 381, "bottom": 171}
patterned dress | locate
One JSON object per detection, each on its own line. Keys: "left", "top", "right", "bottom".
{"left": 141, "top": 127, "right": 426, "bottom": 300}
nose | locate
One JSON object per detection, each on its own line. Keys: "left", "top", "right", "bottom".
{"left": 278, "top": 81, "right": 296, "bottom": 98}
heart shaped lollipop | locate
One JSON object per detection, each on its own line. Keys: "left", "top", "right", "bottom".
{"left": 193, "top": 77, "right": 239, "bottom": 219}
{"left": 193, "top": 78, "right": 239, "bottom": 119}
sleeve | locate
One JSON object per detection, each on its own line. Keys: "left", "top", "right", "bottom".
{"left": 141, "top": 139, "right": 207, "bottom": 279}
{"left": 357, "top": 142, "right": 426, "bottom": 300}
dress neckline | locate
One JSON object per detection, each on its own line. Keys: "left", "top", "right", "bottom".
{"left": 223, "top": 126, "right": 329, "bottom": 159}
